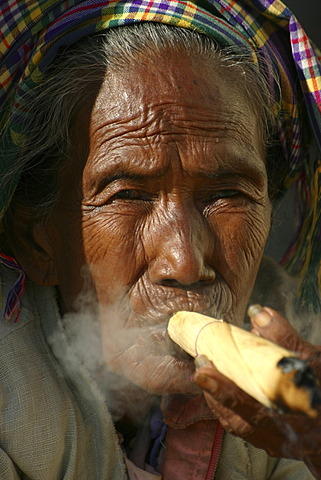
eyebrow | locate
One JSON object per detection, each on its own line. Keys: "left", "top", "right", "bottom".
{"left": 197, "top": 165, "right": 266, "bottom": 182}
{"left": 90, "top": 153, "right": 170, "bottom": 183}
{"left": 93, "top": 165, "right": 266, "bottom": 197}
{"left": 95, "top": 172, "right": 150, "bottom": 191}
{"left": 90, "top": 148, "right": 266, "bottom": 189}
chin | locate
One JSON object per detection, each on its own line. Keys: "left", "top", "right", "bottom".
{"left": 103, "top": 322, "right": 201, "bottom": 395}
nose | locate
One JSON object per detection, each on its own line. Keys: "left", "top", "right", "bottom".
{"left": 147, "top": 202, "right": 216, "bottom": 288}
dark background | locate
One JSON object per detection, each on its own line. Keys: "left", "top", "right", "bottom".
{"left": 286, "top": 0, "right": 320, "bottom": 46}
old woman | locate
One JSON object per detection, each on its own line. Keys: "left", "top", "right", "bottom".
{"left": 0, "top": 0, "right": 321, "bottom": 479}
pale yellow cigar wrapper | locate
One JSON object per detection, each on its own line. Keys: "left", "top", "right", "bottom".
{"left": 168, "top": 311, "right": 295, "bottom": 408}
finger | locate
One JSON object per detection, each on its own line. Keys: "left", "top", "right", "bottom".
{"left": 202, "top": 390, "right": 255, "bottom": 437}
{"left": 193, "top": 365, "right": 266, "bottom": 423}
{"left": 248, "top": 305, "right": 321, "bottom": 383}
{"left": 193, "top": 364, "right": 258, "bottom": 436}
{"left": 193, "top": 352, "right": 274, "bottom": 424}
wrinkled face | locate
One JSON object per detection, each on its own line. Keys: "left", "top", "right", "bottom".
{"left": 45, "top": 50, "right": 272, "bottom": 395}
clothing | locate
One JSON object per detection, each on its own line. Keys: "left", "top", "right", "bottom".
{"left": 0, "top": 267, "right": 128, "bottom": 479}
{"left": 0, "top": 0, "right": 321, "bottom": 311}
{"left": 0, "top": 263, "right": 315, "bottom": 479}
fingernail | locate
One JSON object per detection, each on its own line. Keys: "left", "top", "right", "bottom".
{"left": 247, "top": 304, "right": 272, "bottom": 327}
{"left": 248, "top": 304, "right": 264, "bottom": 316}
{"left": 195, "top": 354, "right": 210, "bottom": 369}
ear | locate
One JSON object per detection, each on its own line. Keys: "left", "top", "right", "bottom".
{"left": 6, "top": 206, "right": 58, "bottom": 287}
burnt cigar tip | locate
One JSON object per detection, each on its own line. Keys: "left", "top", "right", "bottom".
{"left": 277, "top": 356, "right": 306, "bottom": 374}
{"left": 278, "top": 356, "right": 321, "bottom": 401}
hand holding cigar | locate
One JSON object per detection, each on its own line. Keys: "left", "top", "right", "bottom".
{"left": 169, "top": 306, "right": 321, "bottom": 479}
{"left": 168, "top": 308, "right": 321, "bottom": 417}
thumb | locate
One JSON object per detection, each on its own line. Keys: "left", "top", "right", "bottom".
{"left": 248, "top": 304, "right": 321, "bottom": 393}
{"left": 247, "top": 304, "right": 310, "bottom": 355}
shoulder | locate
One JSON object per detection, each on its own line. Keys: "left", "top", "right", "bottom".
{"left": 0, "top": 271, "right": 73, "bottom": 475}
{"left": 0, "top": 268, "right": 127, "bottom": 479}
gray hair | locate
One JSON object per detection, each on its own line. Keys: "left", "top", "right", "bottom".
{"left": 5, "top": 22, "right": 282, "bottom": 223}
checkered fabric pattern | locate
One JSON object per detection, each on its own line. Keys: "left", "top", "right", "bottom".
{"left": 0, "top": 0, "right": 321, "bottom": 311}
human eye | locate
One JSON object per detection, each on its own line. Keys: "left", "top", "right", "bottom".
{"left": 110, "top": 189, "right": 153, "bottom": 202}
{"left": 203, "top": 189, "right": 245, "bottom": 203}
{"left": 212, "top": 190, "right": 240, "bottom": 199}
{"left": 200, "top": 185, "right": 253, "bottom": 216}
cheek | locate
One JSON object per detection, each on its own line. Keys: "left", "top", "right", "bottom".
{"left": 47, "top": 207, "right": 146, "bottom": 309}
{"left": 81, "top": 212, "right": 145, "bottom": 302}
{"left": 211, "top": 204, "right": 271, "bottom": 293}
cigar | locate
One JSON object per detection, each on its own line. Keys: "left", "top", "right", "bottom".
{"left": 168, "top": 311, "right": 321, "bottom": 417}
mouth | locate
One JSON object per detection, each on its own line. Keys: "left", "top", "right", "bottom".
{"left": 151, "top": 328, "right": 194, "bottom": 362}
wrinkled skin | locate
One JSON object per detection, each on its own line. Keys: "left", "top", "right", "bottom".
{"left": 43, "top": 49, "right": 271, "bottom": 398}
{"left": 194, "top": 307, "right": 321, "bottom": 479}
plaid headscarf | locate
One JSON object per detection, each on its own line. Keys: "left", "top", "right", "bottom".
{"left": 0, "top": 0, "right": 321, "bottom": 317}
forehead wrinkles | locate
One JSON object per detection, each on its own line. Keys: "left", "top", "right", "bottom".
{"left": 89, "top": 101, "right": 258, "bottom": 153}
{"left": 86, "top": 49, "right": 263, "bottom": 155}
{"left": 86, "top": 111, "right": 262, "bottom": 181}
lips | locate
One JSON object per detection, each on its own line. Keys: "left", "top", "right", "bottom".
{"left": 151, "top": 327, "right": 194, "bottom": 362}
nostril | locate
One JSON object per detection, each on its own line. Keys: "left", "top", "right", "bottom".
{"left": 160, "top": 278, "right": 184, "bottom": 288}
{"left": 159, "top": 278, "right": 215, "bottom": 289}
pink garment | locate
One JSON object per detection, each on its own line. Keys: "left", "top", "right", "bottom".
{"left": 161, "top": 394, "right": 224, "bottom": 480}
